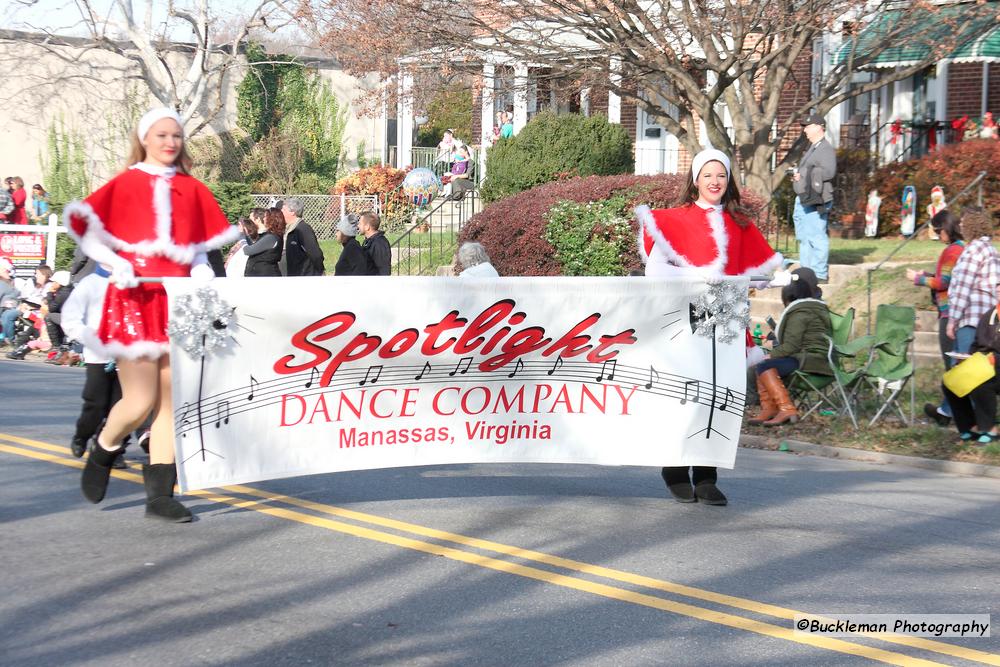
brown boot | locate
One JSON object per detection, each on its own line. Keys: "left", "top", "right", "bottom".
{"left": 758, "top": 368, "right": 799, "bottom": 426}
{"left": 748, "top": 373, "right": 777, "bottom": 425}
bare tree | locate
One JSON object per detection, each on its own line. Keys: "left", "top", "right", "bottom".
{"left": 303, "top": 0, "right": 996, "bottom": 198}
{"left": 6, "top": 0, "right": 294, "bottom": 135}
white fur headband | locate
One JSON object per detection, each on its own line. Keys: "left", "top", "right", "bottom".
{"left": 691, "top": 148, "right": 731, "bottom": 182}
{"left": 137, "top": 107, "right": 184, "bottom": 142}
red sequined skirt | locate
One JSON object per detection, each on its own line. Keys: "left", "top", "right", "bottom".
{"left": 97, "top": 253, "right": 190, "bottom": 359}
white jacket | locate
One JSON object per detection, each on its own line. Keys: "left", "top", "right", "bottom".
{"left": 60, "top": 271, "right": 110, "bottom": 364}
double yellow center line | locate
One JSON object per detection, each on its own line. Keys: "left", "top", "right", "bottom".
{"left": 2, "top": 431, "right": 997, "bottom": 666}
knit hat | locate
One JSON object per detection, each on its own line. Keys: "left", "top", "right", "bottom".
{"left": 51, "top": 270, "right": 71, "bottom": 285}
{"left": 691, "top": 148, "right": 731, "bottom": 182}
{"left": 337, "top": 214, "right": 360, "bottom": 236}
{"left": 137, "top": 107, "right": 184, "bottom": 142}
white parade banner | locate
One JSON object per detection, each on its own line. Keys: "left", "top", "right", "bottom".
{"left": 163, "top": 276, "right": 750, "bottom": 492}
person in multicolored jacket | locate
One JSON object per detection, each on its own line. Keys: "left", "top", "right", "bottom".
{"left": 906, "top": 210, "right": 965, "bottom": 426}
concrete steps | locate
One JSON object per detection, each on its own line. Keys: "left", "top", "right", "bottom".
{"left": 749, "top": 262, "right": 944, "bottom": 369}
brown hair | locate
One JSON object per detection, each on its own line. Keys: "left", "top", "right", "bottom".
{"left": 931, "top": 209, "right": 962, "bottom": 242}
{"left": 673, "top": 161, "right": 751, "bottom": 227}
{"left": 36, "top": 264, "right": 53, "bottom": 284}
{"left": 264, "top": 207, "right": 286, "bottom": 237}
{"left": 960, "top": 207, "right": 994, "bottom": 241}
{"left": 10, "top": 176, "right": 24, "bottom": 189}
{"left": 124, "top": 128, "right": 192, "bottom": 174}
{"left": 360, "top": 211, "right": 381, "bottom": 231}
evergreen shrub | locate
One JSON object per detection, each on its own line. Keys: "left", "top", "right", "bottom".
{"left": 480, "top": 112, "right": 635, "bottom": 203}
{"left": 460, "top": 173, "right": 766, "bottom": 276}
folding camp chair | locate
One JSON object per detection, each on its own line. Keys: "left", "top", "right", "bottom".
{"left": 854, "top": 304, "right": 916, "bottom": 426}
{"left": 787, "top": 307, "right": 870, "bottom": 428}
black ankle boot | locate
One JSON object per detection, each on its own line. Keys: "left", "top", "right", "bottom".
{"left": 143, "top": 463, "right": 192, "bottom": 523}
{"left": 6, "top": 344, "right": 29, "bottom": 360}
{"left": 81, "top": 438, "right": 119, "bottom": 503}
{"left": 70, "top": 435, "right": 87, "bottom": 458}
{"left": 661, "top": 466, "right": 695, "bottom": 503}
{"left": 692, "top": 466, "right": 727, "bottom": 506}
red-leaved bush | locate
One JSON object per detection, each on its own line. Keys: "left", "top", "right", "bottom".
{"left": 862, "top": 139, "right": 1000, "bottom": 235}
{"left": 459, "top": 174, "right": 766, "bottom": 276}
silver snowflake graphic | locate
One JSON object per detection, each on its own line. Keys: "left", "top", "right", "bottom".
{"left": 168, "top": 286, "right": 235, "bottom": 359}
{"left": 691, "top": 281, "right": 750, "bottom": 344}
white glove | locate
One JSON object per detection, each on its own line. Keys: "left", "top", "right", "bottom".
{"left": 767, "top": 269, "right": 794, "bottom": 288}
{"left": 189, "top": 262, "right": 215, "bottom": 284}
{"left": 77, "top": 233, "right": 138, "bottom": 288}
{"left": 109, "top": 261, "right": 138, "bottom": 289}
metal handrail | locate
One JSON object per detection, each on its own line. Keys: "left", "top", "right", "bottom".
{"left": 390, "top": 188, "right": 480, "bottom": 276}
{"left": 865, "top": 170, "right": 988, "bottom": 333}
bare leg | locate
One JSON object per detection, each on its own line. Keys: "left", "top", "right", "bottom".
{"left": 148, "top": 356, "right": 175, "bottom": 465}
{"left": 98, "top": 357, "right": 158, "bottom": 451}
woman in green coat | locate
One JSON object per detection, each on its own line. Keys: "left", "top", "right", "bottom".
{"left": 749, "top": 277, "right": 832, "bottom": 426}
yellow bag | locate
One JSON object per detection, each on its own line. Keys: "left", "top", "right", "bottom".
{"left": 943, "top": 352, "right": 996, "bottom": 397}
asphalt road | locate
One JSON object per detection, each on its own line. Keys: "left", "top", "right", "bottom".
{"left": 2, "top": 358, "right": 1000, "bottom": 667}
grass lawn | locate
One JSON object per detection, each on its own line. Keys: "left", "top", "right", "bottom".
{"left": 744, "top": 366, "right": 1000, "bottom": 467}
{"left": 319, "top": 229, "right": 459, "bottom": 275}
{"left": 771, "top": 235, "right": 945, "bottom": 265}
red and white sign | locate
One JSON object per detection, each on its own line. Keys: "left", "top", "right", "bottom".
{"left": 0, "top": 233, "right": 45, "bottom": 276}
{"left": 164, "top": 277, "right": 749, "bottom": 491}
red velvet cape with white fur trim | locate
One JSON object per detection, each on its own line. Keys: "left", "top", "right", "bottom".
{"left": 636, "top": 204, "right": 781, "bottom": 278}
{"left": 64, "top": 168, "right": 239, "bottom": 264}
{"left": 62, "top": 168, "right": 239, "bottom": 360}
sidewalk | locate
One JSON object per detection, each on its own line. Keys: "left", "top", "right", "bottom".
{"left": 741, "top": 433, "right": 1000, "bottom": 479}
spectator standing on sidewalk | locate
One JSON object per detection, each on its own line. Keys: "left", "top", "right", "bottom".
{"left": 7, "top": 177, "right": 29, "bottom": 225}
{"left": 359, "top": 212, "right": 391, "bottom": 276}
{"left": 792, "top": 113, "right": 837, "bottom": 282}
{"left": 947, "top": 208, "right": 999, "bottom": 355}
{"left": 905, "top": 210, "right": 965, "bottom": 426}
{"left": 334, "top": 215, "right": 374, "bottom": 276}
{"left": 244, "top": 207, "right": 285, "bottom": 277}
{"left": 0, "top": 183, "right": 13, "bottom": 221}
{"left": 280, "top": 197, "right": 324, "bottom": 276}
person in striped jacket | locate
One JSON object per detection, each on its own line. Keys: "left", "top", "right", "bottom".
{"left": 906, "top": 210, "right": 965, "bottom": 426}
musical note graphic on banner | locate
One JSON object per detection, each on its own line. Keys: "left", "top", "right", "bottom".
{"left": 359, "top": 365, "right": 383, "bottom": 386}
{"left": 449, "top": 357, "right": 473, "bottom": 377}
{"left": 547, "top": 356, "right": 564, "bottom": 376}
{"left": 680, "top": 380, "right": 700, "bottom": 405}
{"left": 644, "top": 365, "right": 660, "bottom": 390}
{"left": 719, "top": 388, "right": 735, "bottom": 412}
{"left": 215, "top": 400, "right": 230, "bottom": 428}
{"left": 173, "top": 358, "right": 748, "bottom": 446}
{"left": 178, "top": 403, "right": 193, "bottom": 438}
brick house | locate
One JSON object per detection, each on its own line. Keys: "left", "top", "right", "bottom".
{"left": 389, "top": 2, "right": 999, "bottom": 178}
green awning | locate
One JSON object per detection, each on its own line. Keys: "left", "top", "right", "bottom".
{"left": 835, "top": 3, "right": 1000, "bottom": 69}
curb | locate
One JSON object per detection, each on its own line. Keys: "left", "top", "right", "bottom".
{"left": 740, "top": 434, "right": 1000, "bottom": 480}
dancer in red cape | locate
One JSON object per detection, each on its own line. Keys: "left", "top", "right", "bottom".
{"left": 65, "top": 107, "right": 240, "bottom": 522}
{"left": 636, "top": 148, "right": 781, "bottom": 505}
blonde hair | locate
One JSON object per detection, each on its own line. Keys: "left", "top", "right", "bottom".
{"left": 124, "top": 129, "right": 193, "bottom": 174}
